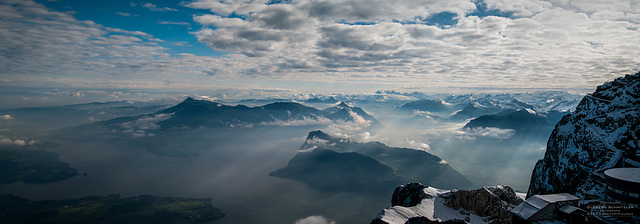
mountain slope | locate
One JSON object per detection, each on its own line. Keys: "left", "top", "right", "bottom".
{"left": 269, "top": 148, "right": 406, "bottom": 193}
{"left": 271, "top": 131, "right": 473, "bottom": 193}
{"left": 464, "top": 109, "right": 562, "bottom": 138}
{"left": 527, "top": 72, "right": 640, "bottom": 198}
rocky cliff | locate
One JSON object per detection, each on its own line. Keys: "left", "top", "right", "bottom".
{"left": 527, "top": 72, "right": 640, "bottom": 198}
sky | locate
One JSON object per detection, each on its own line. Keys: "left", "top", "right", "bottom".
{"left": 0, "top": 0, "right": 639, "bottom": 106}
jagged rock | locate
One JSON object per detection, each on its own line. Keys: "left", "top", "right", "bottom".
{"left": 372, "top": 184, "right": 524, "bottom": 224}
{"left": 391, "top": 183, "right": 428, "bottom": 207}
{"left": 442, "top": 186, "right": 523, "bottom": 224}
{"left": 527, "top": 72, "right": 640, "bottom": 199}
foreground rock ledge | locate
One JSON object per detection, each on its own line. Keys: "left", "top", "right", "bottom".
{"left": 371, "top": 183, "right": 524, "bottom": 224}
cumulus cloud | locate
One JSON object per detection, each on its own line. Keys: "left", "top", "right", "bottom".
{"left": 0, "top": 135, "right": 36, "bottom": 147}
{"left": 294, "top": 215, "right": 336, "bottom": 224}
{"left": 407, "top": 139, "right": 431, "bottom": 152}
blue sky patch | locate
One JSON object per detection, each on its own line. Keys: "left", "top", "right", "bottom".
{"left": 469, "top": 0, "right": 515, "bottom": 18}
{"left": 34, "top": 0, "right": 219, "bottom": 56}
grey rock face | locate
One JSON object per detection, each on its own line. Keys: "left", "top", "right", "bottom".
{"left": 391, "top": 183, "right": 429, "bottom": 207}
{"left": 527, "top": 72, "right": 640, "bottom": 199}
{"left": 442, "top": 186, "right": 523, "bottom": 224}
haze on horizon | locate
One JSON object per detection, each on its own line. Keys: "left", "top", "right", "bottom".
{"left": 0, "top": 0, "right": 639, "bottom": 108}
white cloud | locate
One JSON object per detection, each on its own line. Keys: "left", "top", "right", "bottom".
{"left": 159, "top": 20, "right": 190, "bottom": 25}
{"left": 1, "top": 0, "right": 639, "bottom": 96}
{"left": 120, "top": 113, "right": 172, "bottom": 137}
{"left": 0, "top": 135, "right": 36, "bottom": 147}
{"left": 1, "top": 115, "right": 13, "bottom": 120}
{"left": 186, "top": 0, "right": 640, "bottom": 90}
{"left": 459, "top": 127, "right": 516, "bottom": 140}
{"left": 259, "top": 116, "right": 334, "bottom": 127}
{"left": 407, "top": 139, "right": 431, "bottom": 152}
{"left": 142, "top": 3, "right": 178, "bottom": 12}
{"left": 294, "top": 215, "right": 336, "bottom": 224}
{"left": 116, "top": 12, "right": 131, "bottom": 17}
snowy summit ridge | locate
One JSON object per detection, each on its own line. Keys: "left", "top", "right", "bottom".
{"left": 527, "top": 71, "right": 640, "bottom": 199}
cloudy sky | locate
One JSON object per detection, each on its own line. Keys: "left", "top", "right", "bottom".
{"left": 1, "top": 0, "right": 639, "bottom": 105}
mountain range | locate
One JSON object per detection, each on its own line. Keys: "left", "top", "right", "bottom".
{"left": 395, "top": 92, "right": 580, "bottom": 122}
{"left": 118, "top": 97, "right": 381, "bottom": 130}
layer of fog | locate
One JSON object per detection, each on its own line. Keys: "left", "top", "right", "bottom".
{"left": 334, "top": 102, "right": 549, "bottom": 192}
{"left": 0, "top": 126, "right": 390, "bottom": 223}
{"left": 0, "top": 97, "right": 555, "bottom": 223}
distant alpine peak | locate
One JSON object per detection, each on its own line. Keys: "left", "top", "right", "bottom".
{"left": 184, "top": 96, "right": 217, "bottom": 103}
{"left": 336, "top": 101, "right": 350, "bottom": 108}
{"left": 305, "top": 130, "right": 332, "bottom": 140}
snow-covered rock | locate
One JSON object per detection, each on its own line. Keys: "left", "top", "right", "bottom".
{"left": 371, "top": 183, "right": 523, "bottom": 224}
{"left": 527, "top": 72, "right": 640, "bottom": 199}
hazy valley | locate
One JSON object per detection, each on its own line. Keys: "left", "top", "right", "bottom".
{"left": 0, "top": 89, "right": 586, "bottom": 223}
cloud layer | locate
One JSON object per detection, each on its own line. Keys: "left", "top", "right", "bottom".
{"left": 185, "top": 0, "right": 640, "bottom": 90}
{"left": 0, "top": 0, "right": 639, "bottom": 95}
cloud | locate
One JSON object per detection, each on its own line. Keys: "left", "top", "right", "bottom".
{"left": 0, "top": 135, "right": 36, "bottom": 147}
{"left": 1, "top": 115, "right": 13, "bottom": 120}
{"left": 142, "top": 3, "right": 178, "bottom": 12}
{"left": 116, "top": 12, "right": 131, "bottom": 17}
{"left": 294, "top": 215, "right": 336, "bottom": 224}
{"left": 259, "top": 116, "right": 334, "bottom": 127}
{"left": 159, "top": 20, "right": 190, "bottom": 25}
{"left": 120, "top": 113, "right": 172, "bottom": 137}
{"left": 458, "top": 127, "right": 516, "bottom": 140}
{"left": 406, "top": 139, "right": 431, "bottom": 152}
{"left": 185, "top": 0, "right": 640, "bottom": 90}
{"left": 1, "top": 0, "right": 640, "bottom": 96}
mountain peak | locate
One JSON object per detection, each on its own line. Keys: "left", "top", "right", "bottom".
{"left": 306, "top": 130, "right": 332, "bottom": 140}
{"left": 337, "top": 101, "right": 350, "bottom": 108}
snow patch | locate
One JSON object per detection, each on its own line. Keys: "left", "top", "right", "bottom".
{"left": 294, "top": 215, "right": 336, "bottom": 224}
{"left": 376, "top": 187, "right": 488, "bottom": 224}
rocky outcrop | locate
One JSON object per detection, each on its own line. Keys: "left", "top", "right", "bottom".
{"left": 442, "top": 186, "right": 523, "bottom": 224}
{"left": 371, "top": 183, "right": 524, "bottom": 224}
{"left": 391, "top": 183, "right": 429, "bottom": 207}
{"left": 527, "top": 72, "right": 640, "bottom": 199}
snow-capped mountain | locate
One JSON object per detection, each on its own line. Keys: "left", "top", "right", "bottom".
{"left": 511, "top": 91, "right": 583, "bottom": 113}
{"left": 371, "top": 183, "right": 523, "bottom": 224}
{"left": 395, "top": 92, "right": 581, "bottom": 122}
{"left": 527, "top": 72, "right": 640, "bottom": 199}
